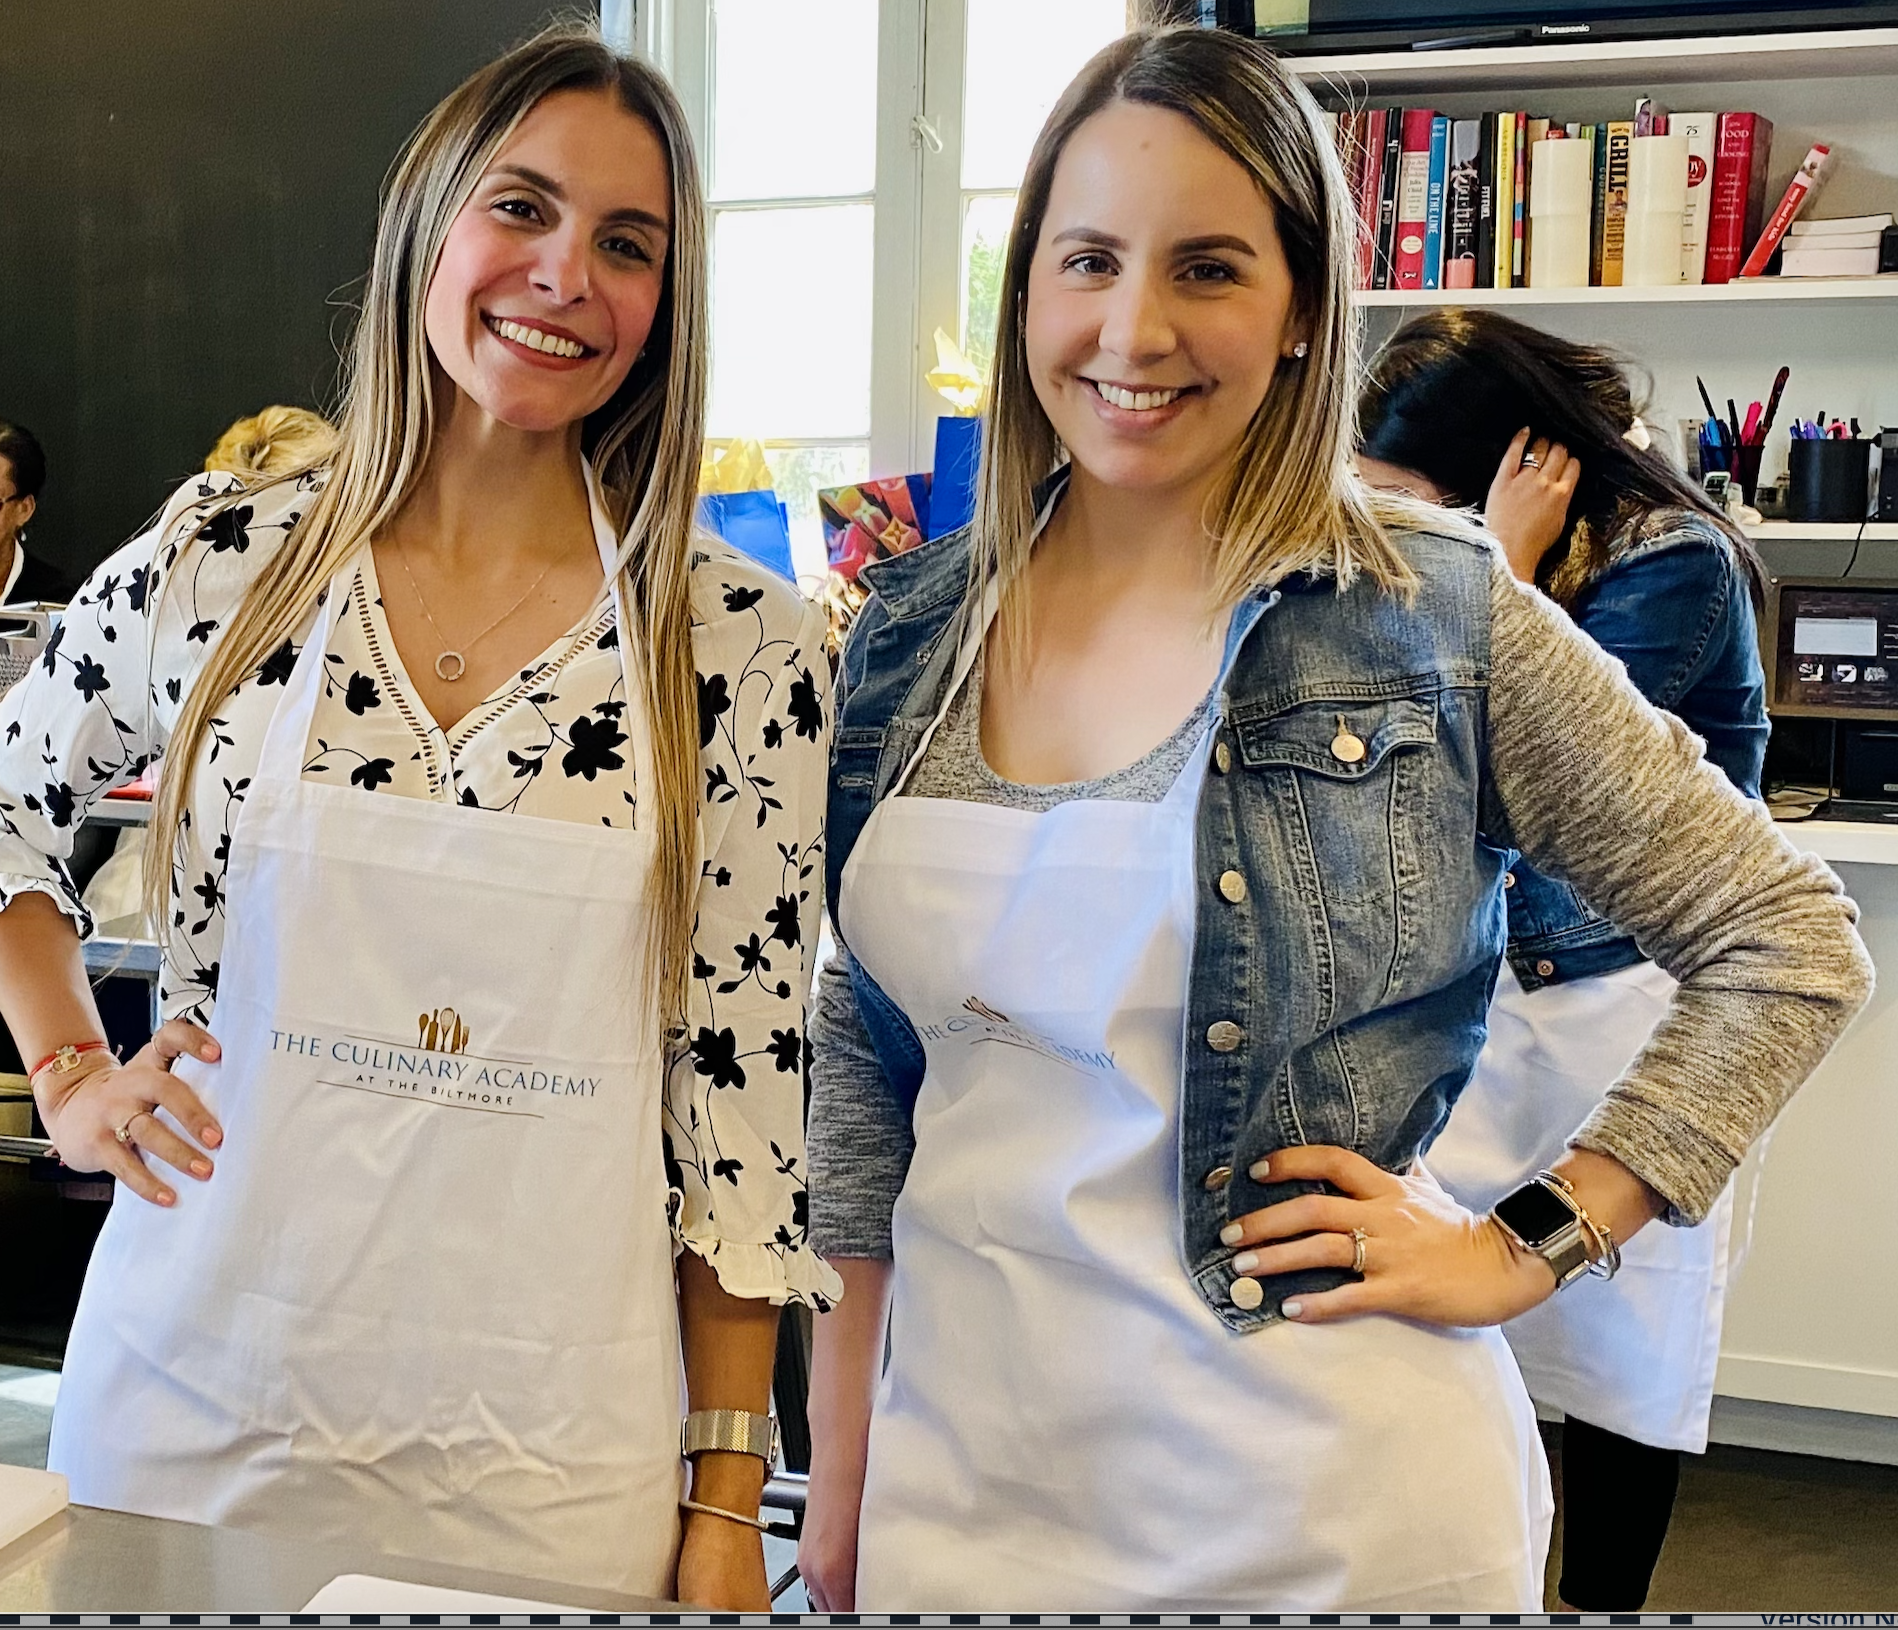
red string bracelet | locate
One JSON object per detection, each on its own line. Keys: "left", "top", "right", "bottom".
{"left": 28, "top": 1040, "right": 111, "bottom": 1081}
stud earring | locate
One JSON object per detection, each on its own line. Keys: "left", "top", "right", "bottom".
{"left": 1291, "top": 342, "right": 1310, "bottom": 360}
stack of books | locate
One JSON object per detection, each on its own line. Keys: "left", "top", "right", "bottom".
{"left": 1778, "top": 214, "right": 1894, "bottom": 278}
{"left": 1325, "top": 102, "right": 1794, "bottom": 291}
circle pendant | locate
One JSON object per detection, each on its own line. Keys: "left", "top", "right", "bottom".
{"left": 435, "top": 650, "right": 467, "bottom": 682}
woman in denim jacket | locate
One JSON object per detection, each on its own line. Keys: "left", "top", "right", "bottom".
{"left": 1358, "top": 310, "right": 1769, "bottom": 1611}
{"left": 798, "top": 28, "right": 1869, "bottom": 1613}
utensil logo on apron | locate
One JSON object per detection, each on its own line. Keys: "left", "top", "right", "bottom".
{"left": 418, "top": 1006, "right": 470, "bottom": 1054}
{"left": 269, "top": 1024, "right": 605, "bottom": 1117}
{"left": 912, "top": 997, "right": 1116, "bottom": 1077}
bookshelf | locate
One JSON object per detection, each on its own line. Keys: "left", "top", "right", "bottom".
{"left": 1301, "top": 24, "right": 1898, "bottom": 1451}
{"left": 1288, "top": 25, "right": 1898, "bottom": 95}
{"left": 1357, "top": 277, "right": 1898, "bottom": 308}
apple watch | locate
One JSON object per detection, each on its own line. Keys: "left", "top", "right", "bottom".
{"left": 1489, "top": 1170, "right": 1617, "bottom": 1290}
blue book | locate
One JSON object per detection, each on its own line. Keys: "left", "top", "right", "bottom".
{"left": 1422, "top": 114, "right": 1450, "bottom": 290}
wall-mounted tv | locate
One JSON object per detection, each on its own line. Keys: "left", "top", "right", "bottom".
{"left": 1210, "top": 0, "right": 1898, "bottom": 55}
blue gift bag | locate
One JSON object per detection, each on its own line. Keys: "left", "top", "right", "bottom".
{"left": 697, "top": 490, "right": 795, "bottom": 579}
{"left": 930, "top": 416, "right": 982, "bottom": 540}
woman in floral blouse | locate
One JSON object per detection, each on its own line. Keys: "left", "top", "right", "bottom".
{"left": 0, "top": 27, "right": 834, "bottom": 1609}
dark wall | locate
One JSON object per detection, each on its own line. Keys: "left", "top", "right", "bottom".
{"left": 1, "top": 0, "right": 583, "bottom": 581}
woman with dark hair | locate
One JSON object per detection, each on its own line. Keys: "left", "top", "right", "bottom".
{"left": 796, "top": 25, "right": 1863, "bottom": 1615}
{"left": 0, "top": 420, "right": 77, "bottom": 604}
{"left": 1359, "top": 307, "right": 1770, "bottom": 1611}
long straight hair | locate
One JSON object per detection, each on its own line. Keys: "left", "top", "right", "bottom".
{"left": 972, "top": 26, "right": 1456, "bottom": 647}
{"left": 147, "top": 25, "right": 708, "bottom": 1023}
{"left": 1359, "top": 308, "right": 1766, "bottom": 610}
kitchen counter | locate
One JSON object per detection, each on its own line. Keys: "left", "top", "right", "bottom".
{"left": 0, "top": 1501, "right": 676, "bottom": 1613}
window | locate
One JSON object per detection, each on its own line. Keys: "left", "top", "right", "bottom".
{"left": 701, "top": 0, "right": 880, "bottom": 579}
{"left": 641, "top": 0, "right": 1129, "bottom": 579}
{"left": 953, "top": 0, "right": 1127, "bottom": 370}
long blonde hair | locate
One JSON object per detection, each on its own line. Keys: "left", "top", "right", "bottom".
{"left": 974, "top": 26, "right": 1449, "bottom": 637}
{"left": 148, "top": 25, "right": 707, "bottom": 1023}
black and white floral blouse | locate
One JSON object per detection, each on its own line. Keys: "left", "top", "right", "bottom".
{"left": 0, "top": 468, "right": 841, "bottom": 1309}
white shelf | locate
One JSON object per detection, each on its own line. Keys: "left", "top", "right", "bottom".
{"left": 1357, "top": 278, "right": 1898, "bottom": 309}
{"left": 1287, "top": 25, "right": 1898, "bottom": 96}
{"left": 1780, "top": 818, "right": 1898, "bottom": 868}
{"left": 1747, "top": 522, "right": 1898, "bottom": 542}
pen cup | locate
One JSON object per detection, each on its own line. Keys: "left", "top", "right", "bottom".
{"left": 1734, "top": 442, "right": 1765, "bottom": 507}
{"left": 1787, "top": 437, "right": 1872, "bottom": 522}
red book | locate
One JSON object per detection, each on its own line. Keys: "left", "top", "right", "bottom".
{"left": 1738, "top": 142, "right": 1829, "bottom": 278}
{"left": 1356, "top": 108, "right": 1389, "bottom": 289}
{"left": 1393, "top": 109, "right": 1437, "bottom": 289}
{"left": 1705, "top": 112, "right": 1775, "bottom": 284}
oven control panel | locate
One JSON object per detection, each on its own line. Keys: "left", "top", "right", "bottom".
{"left": 1770, "top": 581, "right": 1898, "bottom": 721}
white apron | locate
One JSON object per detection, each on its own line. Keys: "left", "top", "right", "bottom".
{"left": 51, "top": 539, "right": 684, "bottom": 1596}
{"left": 1425, "top": 960, "right": 1733, "bottom": 1453}
{"left": 837, "top": 657, "right": 1551, "bottom": 1612}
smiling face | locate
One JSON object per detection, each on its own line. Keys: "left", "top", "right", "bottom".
{"left": 1024, "top": 99, "right": 1303, "bottom": 502}
{"left": 422, "top": 86, "right": 672, "bottom": 435}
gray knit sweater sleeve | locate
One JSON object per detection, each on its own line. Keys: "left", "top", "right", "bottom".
{"left": 1484, "top": 555, "right": 1873, "bottom": 1223}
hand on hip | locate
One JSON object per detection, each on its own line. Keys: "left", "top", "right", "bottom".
{"left": 37, "top": 1018, "right": 224, "bottom": 1207}
{"left": 1221, "top": 1144, "right": 1557, "bottom": 1327}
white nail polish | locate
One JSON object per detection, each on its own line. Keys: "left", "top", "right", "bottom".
{"left": 1282, "top": 1299, "right": 1303, "bottom": 1318}
{"left": 1248, "top": 1158, "right": 1270, "bottom": 1181}
{"left": 1231, "top": 1251, "right": 1259, "bottom": 1274}
{"left": 1219, "top": 1222, "right": 1243, "bottom": 1246}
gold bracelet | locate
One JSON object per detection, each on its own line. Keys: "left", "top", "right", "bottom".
{"left": 679, "top": 1497, "right": 769, "bottom": 1533}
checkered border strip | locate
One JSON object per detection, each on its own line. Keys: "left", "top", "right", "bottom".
{"left": 0, "top": 1612, "right": 1802, "bottom": 1626}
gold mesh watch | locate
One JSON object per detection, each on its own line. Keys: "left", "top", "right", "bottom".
{"left": 680, "top": 1408, "right": 780, "bottom": 1464}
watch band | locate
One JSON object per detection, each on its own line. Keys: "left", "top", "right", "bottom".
{"left": 1490, "top": 1172, "right": 1604, "bottom": 1291}
{"left": 680, "top": 1408, "right": 779, "bottom": 1464}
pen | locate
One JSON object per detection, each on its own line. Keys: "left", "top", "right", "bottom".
{"left": 1760, "top": 366, "right": 1790, "bottom": 440}
{"left": 1741, "top": 401, "right": 1762, "bottom": 446}
{"left": 1727, "top": 397, "right": 1742, "bottom": 448}
{"left": 1697, "top": 375, "right": 1723, "bottom": 427}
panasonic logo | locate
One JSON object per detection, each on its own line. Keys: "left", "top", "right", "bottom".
{"left": 1540, "top": 23, "right": 1592, "bottom": 34}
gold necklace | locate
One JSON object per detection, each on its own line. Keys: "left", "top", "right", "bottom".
{"left": 393, "top": 546, "right": 558, "bottom": 683}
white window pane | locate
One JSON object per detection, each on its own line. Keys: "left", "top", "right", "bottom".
{"left": 962, "top": 0, "right": 1127, "bottom": 192}
{"left": 763, "top": 443, "right": 872, "bottom": 583}
{"left": 711, "top": 0, "right": 878, "bottom": 201}
{"left": 709, "top": 205, "right": 874, "bottom": 442}
{"left": 961, "top": 193, "right": 1017, "bottom": 371}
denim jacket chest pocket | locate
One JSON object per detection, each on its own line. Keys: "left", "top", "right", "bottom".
{"left": 1228, "top": 686, "right": 1469, "bottom": 1035}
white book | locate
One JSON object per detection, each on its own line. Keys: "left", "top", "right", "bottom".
{"left": 1781, "top": 231, "right": 1885, "bottom": 252}
{"left": 1781, "top": 244, "right": 1881, "bottom": 276}
{"left": 1787, "top": 213, "right": 1893, "bottom": 236}
{"left": 1674, "top": 112, "right": 1717, "bottom": 284}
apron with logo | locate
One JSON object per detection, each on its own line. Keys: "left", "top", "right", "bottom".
{"left": 1425, "top": 959, "right": 1734, "bottom": 1453}
{"left": 51, "top": 543, "right": 683, "bottom": 1596}
{"left": 836, "top": 629, "right": 1551, "bottom": 1612}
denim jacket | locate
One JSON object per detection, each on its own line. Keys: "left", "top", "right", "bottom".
{"left": 1505, "top": 513, "right": 1766, "bottom": 990}
{"left": 826, "top": 518, "right": 1513, "bottom": 1331}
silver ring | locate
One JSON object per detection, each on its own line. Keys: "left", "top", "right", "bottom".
{"left": 1349, "top": 1227, "right": 1368, "bottom": 1276}
{"left": 1519, "top": 454, "right": 1542, "bottom": 469}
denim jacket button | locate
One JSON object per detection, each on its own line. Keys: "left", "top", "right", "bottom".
{"left": 1218, "top": 870, "right": 1247, "bottom": 904}
{"left": 1535, "top": 958, "right": 1556, "bottom": 978}
{"left": 1207, "top": 1020, "right": 1245, "bottom": 1053}
{"left": 1214, "top": 740, "right": 1233, "bottom": 774}
{"left": 1202, "top": 1165, "right": 1233, "bottom": 1192}
{"left": 1229, "top": 1276, "right": 1265, "bottom": 1310}
{"left": 1504, "top": 871, "right": 1517, "bottom": 888}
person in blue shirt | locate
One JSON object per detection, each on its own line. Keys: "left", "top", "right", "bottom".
{"left": 1358, "top": 306, "right": 1770, "bottom": 1612}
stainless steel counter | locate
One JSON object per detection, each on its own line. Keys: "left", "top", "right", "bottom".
{"left": 0, "top": 1502, "right": 675, "bottom": 1612}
